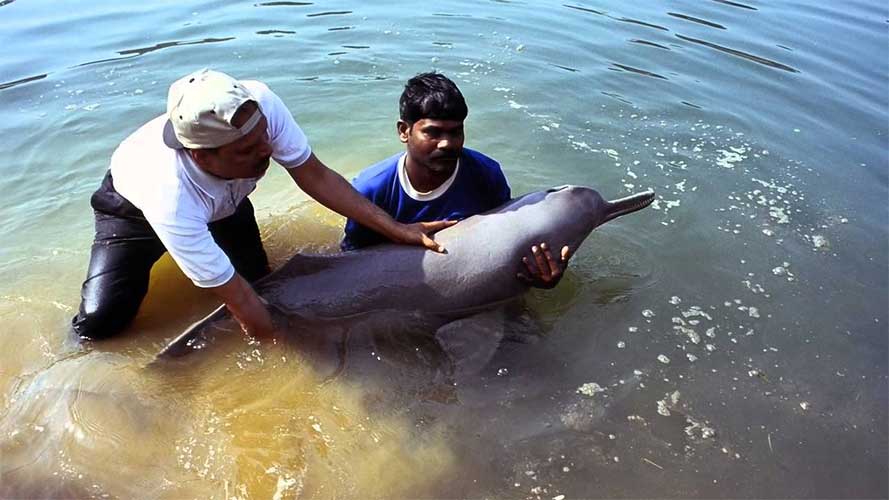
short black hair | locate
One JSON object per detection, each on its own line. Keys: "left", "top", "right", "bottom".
{"left": 399, "top": 72, "right": 468, "bottom": 125}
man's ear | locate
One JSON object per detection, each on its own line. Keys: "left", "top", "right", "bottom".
{"left": 397, "top": 120, "right": 410, "bottom": 144}
{"left": 188, "top": 148, "right": 204, "bottom": 165}
{"left": 188, "top": 148, "right": 216, "bottom": 172}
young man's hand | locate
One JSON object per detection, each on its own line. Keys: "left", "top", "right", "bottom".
{"left": 395, "top": 220, "right": 457, "bottom": 253}
{"left": 516, "top": 242, "right": 572, "bottom": 289}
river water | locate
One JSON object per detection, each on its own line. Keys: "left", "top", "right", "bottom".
{"left": 1, "top": 0, "right": 886, "bottom": 498}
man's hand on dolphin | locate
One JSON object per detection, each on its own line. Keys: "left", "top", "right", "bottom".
{"left": 517, "top": 242, "right": 572, "bottom": 289}
{"left": 394, "top": 220, "right": 458, "bottom": 253}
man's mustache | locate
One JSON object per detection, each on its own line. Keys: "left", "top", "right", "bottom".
{"left": 430, "top": 151, "right": 459, "bottom": 160}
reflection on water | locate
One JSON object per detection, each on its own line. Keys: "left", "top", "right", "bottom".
{"left": 0, "top": 0, "right": 886, "bottom": 497}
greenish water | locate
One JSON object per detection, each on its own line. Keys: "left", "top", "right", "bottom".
{"left": 1, "top": 0, "right": 886, "bottom": 498}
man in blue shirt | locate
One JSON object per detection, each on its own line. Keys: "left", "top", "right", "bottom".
{"left": 342, "top": 72, "right": 569, "bottom": 287}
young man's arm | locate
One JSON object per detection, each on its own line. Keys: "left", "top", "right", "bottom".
{"left": 288, "top": 153, "right": 455, "bottom": 252}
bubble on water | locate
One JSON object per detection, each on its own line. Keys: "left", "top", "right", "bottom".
{"left": 657, "top": 354, "right": 670, "bottom": 364}
{"left": 642, "top": 309, "right": 655, "bottom": 318}
{"left": 769, "top": 206, "right": 790, "bottom": 224}
{"left": 684, "top": 417, "right": 716, "bottom": 441}
{"left": 577, "top": 382, "right": 606, "bottom": 397}
{"left": 715, "top": 149, "right": 745, "bottom": 169}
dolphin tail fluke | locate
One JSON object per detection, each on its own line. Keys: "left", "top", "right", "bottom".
{"left": 603, "top": 190, "right": 655, "bottom": 224}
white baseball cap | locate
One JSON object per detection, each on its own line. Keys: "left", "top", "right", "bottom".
{"left": 162, "top": 68, "right": 263, "bottom": 149}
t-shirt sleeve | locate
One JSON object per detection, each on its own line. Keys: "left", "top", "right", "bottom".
{"left": 145, "top": 204, "right": 236, "bottom": 288}
{"left": 484, "top": 157, "right": 512, "bottom": 207}
{"left": 341, "top": 178, "right": 387, "bottom": 251}
{"left": 248, "top": 81, "right": 312, "bottom": 169}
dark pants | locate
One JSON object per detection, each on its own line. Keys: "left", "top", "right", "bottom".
{"left": 71, "top": 172, "right": 270, "bottom": 340}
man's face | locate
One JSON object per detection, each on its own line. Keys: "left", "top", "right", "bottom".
{"left": 399, "top": 118, "right": 465, "bottom": 174}
{"left": 192, "top": 101, "right": 273, "bottom": 180}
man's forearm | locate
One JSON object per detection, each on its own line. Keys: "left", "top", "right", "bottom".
{"left": 211, "top": 273, "right": 275, "bottom": 338}
{"left": 291, "top": 155, "right": 402, "bottom": 240}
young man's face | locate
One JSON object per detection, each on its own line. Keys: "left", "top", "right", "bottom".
{"left": 192, "top": 101, "right": 273, "bottom": 180}
{"left": 398, "top": 118, "right": 465, "bottom": 174}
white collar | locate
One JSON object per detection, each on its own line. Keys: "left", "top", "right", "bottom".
{"left": 397, "top": 153, "right": 460, "bottom": 201}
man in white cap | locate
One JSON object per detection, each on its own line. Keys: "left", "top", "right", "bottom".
{"left": 72, "top": 68, "right": 452, "bottom": 341}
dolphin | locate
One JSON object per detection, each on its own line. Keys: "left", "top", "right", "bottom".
{"left": 155, "top": 186, "right": 655, "bottom": 361}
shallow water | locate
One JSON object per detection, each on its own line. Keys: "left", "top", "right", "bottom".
{"left": 1, "top": 0, "right": 887, "bottom": 498}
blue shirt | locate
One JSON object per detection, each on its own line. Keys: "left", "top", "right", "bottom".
{"left": 342, "top": 148, "right": 511, "bottom": 250}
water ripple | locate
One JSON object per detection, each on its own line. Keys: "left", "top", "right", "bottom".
{"left": 307, "top": 10, "right": 352, "bottom": 17}
{"left": 668, "top": 12, "right": 727, "bottom": 30}
{"left": 615, "top": 17, "right": 670, "bottom": 31}
{"left": 711, "top": 0, "right": 757, "bottom": 11}
{"left": 255, "top": 1, "right": 313, "bottom": 6}
{"left": 550, "top": 63, "right": 579, "bottom": 72}
{"left": 629, "top": 39, "right": 671, "bottom": 50}
{"left": 0, "top": 74, "right": 47, "bottom": 91}
{"left": 601, "top": 91, "right": 633, "bottom": 105}
{"left": 563, "top": 4, "right": 605, "bottom": 15}
{"left": 75, "top": 37, "right": 236, "bottom": 67}
{"left": 675, "top": 34, "right": 799, "bottom": 73}
{"left": 611, "top": 62, "right": 668, "bottom": 80}
{"left": 257, "top": 29, "right": 296, "bottom": 35}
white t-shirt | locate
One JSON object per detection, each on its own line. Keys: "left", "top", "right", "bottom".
{"left": 110, "top": 81, "right": 311, "bottom": 288}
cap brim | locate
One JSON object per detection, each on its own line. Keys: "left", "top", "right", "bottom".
{"left": 162, "top": 119, "right": 185, "bottom": 149}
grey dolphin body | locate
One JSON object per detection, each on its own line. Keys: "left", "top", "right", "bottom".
{"left": 156, "top": 186, "right": 654, "bottom": 359}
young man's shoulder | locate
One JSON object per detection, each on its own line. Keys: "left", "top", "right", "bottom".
{"left": 462, "top": 147, "right": 501, "bottom": 170}
{"left": 353, "top": 153, "right": 402, "bottom": 193}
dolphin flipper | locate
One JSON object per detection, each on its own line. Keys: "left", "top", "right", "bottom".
{"left": 435, "top": 309, "right": 507, "bottom": 379}
{"left": 603, "top": 190, "right": 655, "bottom": 224}
{"left": 153, "top": 304, "right": 229, "bottom": 361}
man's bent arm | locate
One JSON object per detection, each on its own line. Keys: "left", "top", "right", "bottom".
{"left": 211, "top": 273, "right": 276, "bottom": 338}
{"left": 288, "top": 154, "right": 453, "bottom": 252}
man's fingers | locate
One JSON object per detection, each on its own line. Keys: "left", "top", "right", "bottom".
{"left": 522, "top": 256, "right": 537, "bottom": 276}
{"left": 531, "top": 245, "right": 550, "bottom": 279}
{"left": 422, "top": 234, "right": 446, "bottom": 253}
{"left": 561, "top": 245, "right": 572, "bottom": 262}
{"left": 540, "top": 242, "right": 560, "bottom": 276}
{"left": 421, "top": 219, "right": 458, "bottom": 234}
